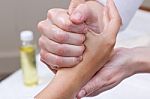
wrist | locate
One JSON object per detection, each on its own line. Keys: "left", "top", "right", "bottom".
{"left": 131, "top": 47, "right": 150, "bottom": 74}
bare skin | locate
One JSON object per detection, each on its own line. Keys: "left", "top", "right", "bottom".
{"left": 37, "top": 0, "right": 150, "bottom": 98}
{"left": 38, "top": 0, "right": 105, "bottom": 69}
{"left": 35, "top": 0, "right": 121, "bottom": 99}
{"left": 77, "top": 47, "right": 150, "bottom": 98}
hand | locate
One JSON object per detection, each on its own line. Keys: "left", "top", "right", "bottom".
{"left": 77, "top": 47, "right": 150, "bottom": 98}
{"left": 38, "top": 0, "right": 105, "bottom": 70}
{"left": 35, "top": 0, "right": 121, "bottom": 98}
{"left": 38, "top": 9, "right": 86, "bottom": 69}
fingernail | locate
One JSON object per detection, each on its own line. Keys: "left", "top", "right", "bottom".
{"left": 78, "top": 90, "right": 86, "bottom": 98}
{"left": 72, "top": 12, "right": 82, "bottom": 20}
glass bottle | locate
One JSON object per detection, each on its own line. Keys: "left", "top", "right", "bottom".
{"left": 20, "top": 31, "right": 38, "bottom": 86}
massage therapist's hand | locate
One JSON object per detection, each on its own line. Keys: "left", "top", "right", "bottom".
{"left": 77, "top": 47, "right": 150, "bottom": 98}
{"left": 38, "top": 0, "right": 104, "bottom": 70}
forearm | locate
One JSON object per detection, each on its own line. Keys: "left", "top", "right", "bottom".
{"left": 35, "top": 0, "right": 121, "bottom": 97}
{"left": 35, "top": 32, "right": 112, "bottom": 99}
{"left": 35, "top": 53, "right": 109, "bottom": 99}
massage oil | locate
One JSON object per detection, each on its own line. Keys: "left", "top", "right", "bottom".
{"left": 20, "top": 31, "right": 38, "bottom": 86}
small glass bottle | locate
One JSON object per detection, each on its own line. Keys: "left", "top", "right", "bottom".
{"left": 20, "top": 31, "right": 38, "bottom": 86}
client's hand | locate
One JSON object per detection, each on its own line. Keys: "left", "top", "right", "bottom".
{"left": 38, "top": 0, "right": 105, "bottom": 70}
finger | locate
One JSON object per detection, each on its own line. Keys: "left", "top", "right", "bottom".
{"left": 87, "top": 82, "right": 118, "bottom": 97}
{"left": 77, "top": 72, "right": 116, "bottom": 98}
{"left": 87, "top": 61, "right": 124, "bottom": 97}
{"left": 38, "top": 19, "right": 85, "bottom": 45}
{"left": 70, "top": 3, "right": 91, "bottom": 24}
{"left": 69, "top": 0, "right": 85, "bottom": 14}
{"left": 47, "top": 8, "right": 86, "bottom": 33}
{"left": 40, "top": 58, "right": 57, "bottom": 74}
{"left": 77, "top": 75, "right": 105, "bottom": 98}
{"left": 39, "top": 36, "right": 85, "bottom": 57}
{"left": 77, "top": 63, "right": 116, "bottom": 98}
{"left": 40, "top": 49, "right": 82, "bottom": 68}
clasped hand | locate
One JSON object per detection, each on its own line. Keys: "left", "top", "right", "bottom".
{"left": 38, "top": 0, "right": 121, "bottom": 98}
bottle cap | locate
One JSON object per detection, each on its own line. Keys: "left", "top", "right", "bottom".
{"left": 20, "top": 31, "right": 33, "bottom": 41}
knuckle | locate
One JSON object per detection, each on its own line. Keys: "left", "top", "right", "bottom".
{"left": 54, "top": 30, "right": 68, "bottom": 43}
{"left": 55, "top": 55, "right": 63, "bottom": 66}
{"left": 38, "top": 20, "right": 49, "bottom": 34}
{"left": 94, "top": 78, "right": 101, "bottom": 86}
{"left": 47, "top": 9, "right": 55, "bottom": 19}
{"left": 40, "top": 50, "right": 47, "bottom": 60}
{"left": 37, "top": 21, "right": 45, "bottom": 33}
{"left": 88, "top": 82, "right": 98, "bottom": 92}
{"left": 109, "top": 77, "right": 118, "bottom": 84}
{"left": 46, "top": 40, "right": 53, "bottom": 51}
{"left": 61, "top": 20, "right": 72, "bottom": 31}
{"left": 56, "top": 44, "right": 65, "bottom": 56}
{"left": 38, "top": 37, "right": 44, "bottom": 48}
{"left": 47, "top": 8, "right": 63, "bottom": 19}
{"left": 103, "top": 73, "right": 113, "bottom": 82}
{"left": 39, "top": 36, "right": 50, "bottom": 52}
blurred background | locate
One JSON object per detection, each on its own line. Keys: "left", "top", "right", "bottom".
{"left": 0, "top": 0, "right": 69, "bottom": 80}
{"left": 0, "top": 0, "right": 150, "bottom": 80}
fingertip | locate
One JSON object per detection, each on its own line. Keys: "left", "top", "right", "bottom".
{"left": 70, "top": 4, "right": 88, "bottom": 24}
{"left": 70, "top": 4, "right": 84, "bottom": 24}
{"left": 70, "top": 11, "right": 82, "bottom": 23}
{"left": 77, "top": 90, "right": 86, "bottom": 98}
{"left": 70, "top": 11, "right": 84, "bottom": 24}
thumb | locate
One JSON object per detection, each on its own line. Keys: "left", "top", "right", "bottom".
{"left": 70, "top": 3, "right": 91, "bottom": 24}
{"left": 103, "top": 0, "right": 121, "bottom": 37}
{"left": 69, "top": 0, "right": 85, "bottom": 14}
